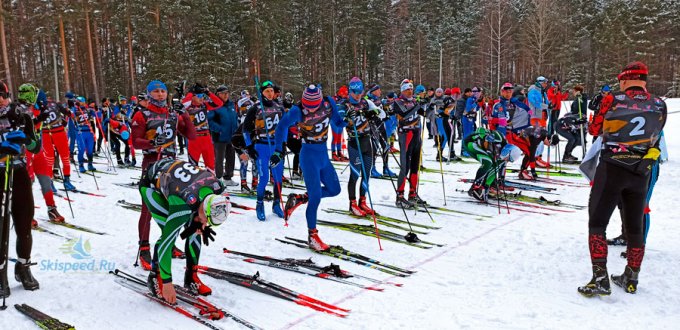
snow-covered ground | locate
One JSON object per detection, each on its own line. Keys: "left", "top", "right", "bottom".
{"left": 1, "top": 99, "right": 679, "bottom": 330}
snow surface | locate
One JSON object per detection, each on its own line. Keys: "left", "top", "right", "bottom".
{"left": 1, "top": 99, "right": 679, "bottom": 330}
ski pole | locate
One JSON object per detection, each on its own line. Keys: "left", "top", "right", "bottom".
{"left": 349, "top": 115, "right": 383, "bottom": 250}
{"left": 1, "top": 159, "right": 14, "bottom": 310}
{"left": 66, "top": 117, "right": 82, "bottom": 179}
{"left": 413, "top": 117, "right": 435, "bottom": 222}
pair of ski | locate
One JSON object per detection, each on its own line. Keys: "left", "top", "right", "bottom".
{"left": 223, "top": 248, "right": 402, "bottom": 289}
{"left": 196, "top": 266, "right": 350, "bottom": 318}
{"left": 508, "top": 168, "right": 582, "bottom": 177}
{"left": 226, "top": 190, "right": 274, "bottom": 202}
{"left": 316, "top": 219, "right": 443, "bottom": 249}
{"left": 452, "top": 190, "right": 575, "bottom": 213}
{"left": 36, "top": 218, "right": 107, "bottom": 235}
{"left": 276, "top": 237, "right": 414, "bottom": 278}
{"left": 460, "top": 178, "right": 558, "bottom": 194}
{"left": 494, "top": 191, "right": 585, "bottom": 210}
{"left": 59, "top": 188, "right": 106, "bottom": 198}
{"left": 324, "top": 208, "right": 440, "bottom": 232}
{"left": 372, "top": 201, "right": 491, "bottom": 220}
{"left": 111, "top": 269, "right": 261, "bottom": 330}
{"left": 449, "top": 195, "right": 557, "bottom": 216}
{"left": 15, "top": 303, "right": 75, "bottom": 330}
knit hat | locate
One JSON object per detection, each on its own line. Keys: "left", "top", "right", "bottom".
{"left": 501, "top": 82, "right": 514, "bottom": 90}
{"left": 414, "top": 85, "right": 426, "bottom": 94}
{"left": 301, "top": 84, "right": 323, "bottom": 110}
{"left": 260, "top": 80, "right": 275, "bottom": 92}
{"left": 241, "top": 90, "right": 250, "bottom": 98}
{"left": 444, "top": 88, "right": 451, "bottom": 95}
{"left": 464, "top": 88, "right": 472, "bottom": 93}
{"left": 601, "top": 85, "right": 611, "bottom": 92}
{"left": 367, "top": 83, "right": 380, "bottom": 94}
{"left": 451, "top": 87, "right": 461, "bottom": 94}
{"left": 536, "top": 76, "right": 548, "bottom": 83}
{"left": 65, "top": 91, "right": 75, "bottom": 100}
{"left": 471, "top": 86, "right": 480, "bottom": 93}
{"left": 617, "top": 61, "right": 648, "bottom": 81}
{"left": 400, "top": 80, "right": 414, "bottom": 92}
{"left": 435, "top": 88, "right": 444, "bottom": 94}
{"left": 147, "top": 80, "right": 167, "bottom": 93}
{"left": 337, "top": 85, "right": 349, "bottom": 99}
{"left": 216, "top": 85, "right": 229, "bottom": 93}
{"left": 349, "top": 77, "right": 364, "bottom": 94}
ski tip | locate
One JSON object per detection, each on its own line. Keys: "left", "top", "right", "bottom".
{"left": 366, "top": 286, "right": 384, "bottom": 292}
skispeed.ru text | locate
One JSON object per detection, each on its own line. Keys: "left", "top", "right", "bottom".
{"left": 39, "top": 259, "right": 116, "bottom": 273}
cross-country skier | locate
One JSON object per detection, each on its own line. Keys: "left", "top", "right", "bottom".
{"left": 331, "top": 85, "right": 349, "bottom": 162}
{"left": 270, "top": 84, "right": 345, "bottom": 251}
{"left": 547, "top": 80, "right": 569, "bottom": 133}
{"left": 578, "top": 61, "right": 667, "bottom": 297}
{"left": 71, "top": 96, "right": 97, "bottom": 173}
{"left": 141, "top": 158, "right": 231, "bottom": 302}
{"left": 588, "top": 85, "right": 612, "bottom": 144}
{"left": 390, "top": 79, "right": 427, "bottom": 208}
{"left": 528, "top": 76, "right": 551, "bottom": 168}
{"left": 131, "top": 80, "right": 197, "bottom": 270}
{"left": 0, "top": 80, "right": 41, "bottom": 298}
{"left": 460, "top": 87, "right": 481, "bottom": 157}
{"left": 242, "top": 80, "right": 285, "bottom": 221}
{"left": 183, "top": 83, "right": 223, "bottom": 171}
{"left": 282, "top": 92, "right": 303, "bottom": 180}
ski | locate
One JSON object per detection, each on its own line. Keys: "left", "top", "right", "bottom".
{"left": 533, "top": 176, "right": 588, "bottom": 187}
{"left": 90, "top": 169, "right": 119, "bottom": 176}
{"left": 14, "top": 303, "right": 75, "bottom": 330}
{"left": 32, "top": 224, "right": 70, "bottom": 239}
{"left": 277, "top": 236, "right": 415, "bottom": 276}
{"left": 324, "top": 208, "right": 440, "bottom": 230}
{"left": 459, "top": 200, "right": 553, "bottom": 215}
{"left": 491, "top": 192, "right": 585, "bottom": 210}
{"left": 451, "top": 192, "right": 574, "bottom": 213}
{"left": 508, "top": 168, "right": 582, "bottom": 177}
{"left": 111, "top": 269, "right": 261, "bottom": 330}
{"left": 223, "top": 248, "right": 402, "bottom": 288}
{"left": 500, "top": 180, "right": 558, "bottom": 192}
{"left": 322, "top": 209, "right": 430, "bottom": 234}
{"left": 224, "top": 190, "right": 274, "bottom": 202}
{"left": 372, "top": 201, "right": 491, "bottom": 219}
{"left": 113, "top": 182, "right": 138, "bottom": 189}
{"left": 37, "top": 218, "right": 107, "bottom": 235}
{"left": 316, "top": 219, "right": 441, "bottom": 249}
{"left": 59, "top": 188, "right": 106, "bottom": 198}
{"left": 53, "top": 191, "right": 75, "bottom": 203}
{"left": 196, "top": 266, "right": 350, "bottom": 317}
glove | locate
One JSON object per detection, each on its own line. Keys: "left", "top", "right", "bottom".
{"left": 190, "top": 83, "right": 206, "bottom": 95}
{"left": 151, "top": 133, "right": 168, "bottom": 147}
{"left": 346, "top": 108, "right": 358, "bottom": 120}
{"left": 246, "top": 144, "right": 258, "bottom": 160}
{"left": 635, "top": 147, "right": 660, "bottom": 176}
{"left": 550, "top": 134, "right": 560, "bottom": 146}
{"left": 365, "top": 108, "right": 378, "bottom": 119}
{"left": 417, "top": 107, "right": 425, "bottom": 116}
{"left": 180, "top": 219, "right": 203, "bottom": 240}
{"left": 269, "top": 150, "right": 284, "bottom": 169}
{"left": 172, "top": 100, "right": 185, "bottom": 114}
{"left": 36, "top": 111, "right": 50, "bottom": 122}
{"left": 201, "top": 226, "right": 217, "bottom": 246}
{"left": 5, "top": 130, "right": 28, "bottom": 144}
{"left": 0, "top": 140, "right": 22, "bottom": 155}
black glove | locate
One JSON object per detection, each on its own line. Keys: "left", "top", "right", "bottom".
{"left": 550, "top": 134, "right": 560, "bottom": 146}
{"left": 416, "top": 106, "right": 425, "bottom": 116}
{"left": 36, "top": 111, "right": 50, "bottom": 122}
{"left": 365, "top": 108, "right": 378, "bottom": 119}
{"left": 201, "top": 226, "right": 216, "bottom": 246}
{"left": 67, "top": 100, "right": 76, "bottom": 107}
{"left": 172, "top": 100, "right": 185, "bottom": 114}
{"left": 246, "top": 144, "right": 258, "bottom": 160}
{"left": 152, "top": 133, "right": 168, "bottom": 147}
{"left": 180, "top": 219, "right": 203, "bottom": 239}
{"left": 269, "top": 150, "right": 284, "bottom": 169}
{"left": 190, "top": 83, "right": 206, "bottom": 95}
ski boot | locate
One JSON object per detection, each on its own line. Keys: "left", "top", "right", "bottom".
{"left": 611, "top": 266, "right": 639, "bottom": 294}
{"left": 147, "top": 268, "right": 163, "bottom": 299}
{"left": 251, "top": 177, "right": 259, "bottom": 191}
{"left": 408, "top": 193, "right": 428, "bottom": 207}
{"left": 88, "top": 162, "right": 96, "bottom": 172}
{"left": 48, "top": 206, "right": 65, "bottom": 223}
{"left": 389, "top": 146, "right": 399, "bottom": 153}
{"left": 256, "top": 201, "right": 265, "bottom": 221}
{"left": 359, "top": 196, "right": 375, "bottom": 215}
{"left": 349, "top": 199, "right": 367, "bottom": 216}
{"left": 435, "top": 152, "right": 448, "bottom": 162}
{"left": 577, "top": 265, "right": 611, "bottom": 297}
{"left": 124, "top": 158, "right": 132, "bottom": 167}
{"left": 449, "top": 154, "right": 463, "bottom": 162}
{"left": 31, "top": 219, "right": 38, "bottom": 229}
{"left": 531, "top": 168, "right": 539, "bottom": 179}
{"left": 468, "top": 184, "right": 488, "bottom": 203}
{"left": 395, "top": 193, "right": 414, "bottom": 209}
{"left": 383, "top": 167, "right": 397, "bottom": 178}
{"left": 138, "top": 241, "right": 153, "bottom": 271}
{"left": 63, "top": 176, "right": 76, "bottom": 191}
{"left": 340, "top": 153, "right": 349, "bottom": 162}
{"left": 462, "top": 151, "right": 471, "bottom": 158}
{"left": 272, "top": 202, "right": 284, "bottom": 218}
{"left": 79, "top": 164, "right": 87, "bottom": 173}
{"left": 0, "top": 265, "right": 9, "bottom": 298}
{"left": 185, "top": 265, "right": 212, "bottom": 296}
{"left": 240, "top": 179, "right": 252, "bottom": 194}
{"left": 518, "top": 170, "right": 534, "bottom": 181}
{"left": 308, "top": 228, "right": 330, "bottom": 251}
{"left": 332, "top": 152, "right": 342, "bottom": 162}
{"left": 15, "top": 259, "right": 40, "bottom": 291}
{"left": 117, "top": 158, "right": 125, "bottom": 166}
{"left": 172, "top": 246, "right": 186, "bottom": 259}
{"left": 370, "top": 167, "right": 382, "bottom": 178}
{"left": 131, "top": 158, "right": 137, "bottom": 167}
{"left": 284, "top": 193, "right": 308, "bottom": 221}
{"left": 222, "top": 178, "right": 239, "bottom": 187}
{"left": 607, "top": 234, "right": 627, "bottom": 246}
{"left": 291, "top": 171, "right": 303, "bottom": 180}
{"left": 535, "top": 156, "right": 550, "bottom": 168}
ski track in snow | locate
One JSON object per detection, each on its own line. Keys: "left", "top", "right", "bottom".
{"left": 2, "top": 100, "right": 679, "bottom": 329}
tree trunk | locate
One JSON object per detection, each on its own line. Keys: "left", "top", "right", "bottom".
{"left": 59, "top": 14, "right": 71, "bottom": 92}
{"left": 0, "top": 3, "right": 13, "bottom": 94}
{"left": 127, "top": 0, "right": 136, "bottom": 95}
{"left": 83, "top": 0, "right": 100, "bottom": 106}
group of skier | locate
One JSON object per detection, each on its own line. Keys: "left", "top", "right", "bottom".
{"left": 0, "top": 59, "right": 667, "bottom": 306}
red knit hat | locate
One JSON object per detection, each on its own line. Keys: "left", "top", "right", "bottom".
{"left": 451, "top": 87, "right": 461, "bottom": 94}
{"left": 444, "top": 88, "right": 451, "bottom": 95}
{"left": 617, "top": 61, "right": 648, "bottom": 81}
{"left": 337, "top": 85, "right": 348, "bottom": 99}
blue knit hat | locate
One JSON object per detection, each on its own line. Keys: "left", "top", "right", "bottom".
{"left": 414, "top": 85, "right": 426, "bottom": 94}
{"left": 146, "top": 80, "right": 167, "bottom": 93}
{"left": 348, "top": 77, "right": 364, "bottom": 94}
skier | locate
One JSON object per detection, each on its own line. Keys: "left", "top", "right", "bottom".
{"left": 207, "top": 85, "right": 239, "bottom": 186}
{"left": 18, "top": 85, "right": 67, "bottom": 223}
{"left": 36, "top": 90, "right": 76, "bottom": 191}
{"left": 0, "top": 80, "right": 41, "bottom": 298}
{"left": 547, "top": 80, "right": 569, "bottom": 133}
{"left": 528, "top": 76, "right": 550, "bottom": 168}
{"left": 555, "top": 113, "right": 587, "bottom": 163}
{"left": 578, "top": 61, "right": 667, "bottom": 296}
{"left": 107, "top": 111, "right": 131, "bottom": 166}
{"left": 331, "top": 85, "right": 349, "bottom": 162}
{"left": 504, "top": 83, "right": 547, "bottom": 180}
{"left": 366, "top": 84, "right": 385, "bottom": 178}
{"left": 588, "top": 85, "right": 614, "bottom": 144}
{"left": 270, "top": 84, "right": 345, "bottom": 251}
{"left": 391, "top": 79, "right": 427, "bottom": 208}
{"left": 141, "top": 158, "right": 231, "bottom": 302}
{"left": 131, "top": 80, "right": 197, "bottom": 270}
{"left": 64, "top": 92, "right": 78, "bottom": 164}
{"left": 242, "top": 80, "right": 285, "bottom": 221}
{"left": 339, "top": 78, "right": 383, "bottom": 216}
{"left": 460, "top": 87, "right": 480, "bottom": 157}
{"left": 71, "top": 96, "right": 97, "bottom": 173}
{"left": 236, "top": 90, "right": 258, "bottom": 192}
{"left": 183, "top": 83, "right": 223, "bottom": 171}
{"left": 464, "top": 127, "right": 521, "bottom": 202}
